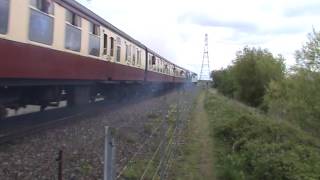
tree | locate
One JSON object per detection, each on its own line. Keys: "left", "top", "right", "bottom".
{"left": 264, "top": 29, "right": 320, "bottom": 133}
{"left": 295, "top": 29, "right": 320, "bottom": 71}
{"left": 211, "top": 47, "right": 285, "bottom": 107}
{"left": 232, "top": 47, "right": 285, "bottom": 107}
{"left": 211, "top": 67, "right": 236, "bottom": 97}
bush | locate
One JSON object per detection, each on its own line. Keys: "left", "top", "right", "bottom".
{"left": 211, "top": 68, "right": 236, "bottom": 98}
{"left": 212, "top": 47, "right": 285, "bottom": 107}
{"left": 205, "top": 93, "right": 320, "bottom": 180}
{"left": 265, "top": 70, "right": 320, "bottom": 136}
{"left": 264, "top": 29, "right": 320, "bottom": 136}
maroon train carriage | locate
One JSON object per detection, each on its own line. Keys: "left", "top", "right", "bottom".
{"left": 0, "top": 0, "right": 196, "bottom": 118}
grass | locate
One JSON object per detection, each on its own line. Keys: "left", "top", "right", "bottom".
{"left": 123, "top": 159, "right": 159, "bottom": 180}
{"left": 121, "top": 103, "right": 179, "bottom": 180}
{"left": 205, "top": 90, "right": 320, "bottom": 180}
{"left": 170, "top": 91, "right": 215, "bottom": 180}
{"left": 79, "top": 161, "right": 93, "bottom": 175}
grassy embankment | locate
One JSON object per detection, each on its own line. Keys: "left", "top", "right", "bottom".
{"left": 124, "top": 89, "right": 320, "bottom": 179}
{"left": 173, "top": 89, "right": 320, "bottom": 180}
{"left": 204, "top": 90, "right": 320, "bottom": 180}
{"left": 170, "top": 91, "right": 215, "bottom": 180}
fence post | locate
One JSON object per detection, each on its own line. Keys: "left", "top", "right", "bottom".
{"left": 160, "top": 115, "right": 168, "bottom": 180}
{"left": 112, "top": 137, "right": 116, "bottom": 179}
{"left": 104, "top": 126, "right": 115, "bottom": 180}
{"left": 56, "top": 150, "right": 63, "bottom": 180}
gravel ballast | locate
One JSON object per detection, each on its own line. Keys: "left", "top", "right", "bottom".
{"left": 0, "top": 88, "right": 198, "bottom": 180}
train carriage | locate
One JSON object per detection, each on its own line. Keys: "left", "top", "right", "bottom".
{"left": 0, "top": 0, "right": 196, "bottom": 116}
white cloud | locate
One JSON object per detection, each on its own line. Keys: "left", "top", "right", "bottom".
{"left": 76, "top": 0, "right": 320, "bottom": 75}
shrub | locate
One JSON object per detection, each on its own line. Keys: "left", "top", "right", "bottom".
{"left": 212, "top": 47, "right": 285, "bottom": 107}
{"left": 205, "top": 93, "right": 320, "bottom": 180}
{"left": 264, "top": 70, "right": 320, "bottom": 136}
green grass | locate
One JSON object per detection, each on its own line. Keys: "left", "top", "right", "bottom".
{"left": 122, "top": 159, "right": 159, "bottom": 180}
{"left": 170, "top": 91, "right": 215, "bottom": 180}
{"left": 205, "top": 91, "right": 320, "bottom": 180}
{"left": 121, "top": 104, "right": 179, "bottom": 180}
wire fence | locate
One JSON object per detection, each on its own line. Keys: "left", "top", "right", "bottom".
{"left": 114, "top": 88, "right": 195, "bottom": 180}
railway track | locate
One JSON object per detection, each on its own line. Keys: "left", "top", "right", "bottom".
{"left": 0, "top": 113, "right": 85, "bottom": 144}
{"left": 0, "top": 102, "right": 111, "bottom": 145}
{"left": 0, "top": 91, "right": 172, "bottom": 145}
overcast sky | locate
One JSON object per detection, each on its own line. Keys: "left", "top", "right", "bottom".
{"left": 76, "top": 0, "right": 320, "bottom": 75}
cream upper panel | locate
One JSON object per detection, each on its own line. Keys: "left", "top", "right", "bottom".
{"left": 101, "top": 27, "right": 111, "bottom": 61}
{"left": 53, "top": 3, "right": 65, "bottom": 51}
{"left": 147, "top": 52, "right": 172, "bottom": 75}
{"left": 101, "top": 28, "right": 117, "bottom": 62}
{"left": 1, "top": 0, "right": 146, "bottom": 70}
{"left": 3, "top": 0, "right": 29, "bottom": 42}
{"left": 140, "top": 48, "right": 146, "bottom": 70}
{"left": 82, "top": 19, "right": 92, "bottom": 56}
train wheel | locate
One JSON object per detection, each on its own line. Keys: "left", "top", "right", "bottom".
{"left": 40, "top": 105, "right": 47, "bottom": 111}
{"left": 0, "top": 105, "right": 7, "bottom": 120}
{"left": 66, "top": 86, "right": 91, "bottom": 107}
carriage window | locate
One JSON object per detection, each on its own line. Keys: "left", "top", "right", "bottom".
{"left": 152, "top": 56, "right": 156, "bottom": 65}
{"left": 116, "top": 46, "right": 121, "bottom": 62}
{"left": 65, "top": 10, "right": 81, "bottom": 52}
{"left": 103, "top": 34, "right": 107, "bottom": 55}
{"left": 65, "top": 24, "right": 81, "bottom": 52}
{"left": 89, "top": 34, "right": 100, "bottom": 56}
{"left": 180, "top": 71, "right": 185, "bottom": 77}
{"left": 125, "top": 44, "right": 129, "bottom": 61}
{"left": 66, "top": 9, "right": 81, "bottom": 27}
{"left": 157, "top": 59, "right": 159, "bottom": 72}
{"left": 0, "top": 0, "right": 9, "bottom": 34}
{"left": 89, "top": 22, "right": 100, "bottom": 36}
{"left": 165, "top": 64, "right": 168, "bottom": 74}
{"left": 129, "top": 45, "right": 132, "bottom": 60}
{"left": 137, "top": 49, "right": 141, "bottom": 66}
{"left": 30, "top": 0, "right": 54, "bottom": 15}
{"left": 116, "top": 37, "right": 121, "bottom": 43}
{"left": 132, "top": 48, "right": 136, "bottom": 65}
{"left": 148, "top": 55, "right": 152, "bottom": 69}
{"left": 88, "top": 22, "right": 100, "bottom": 56}
{"left": 125, "top": 44, "right": 131, "bottom": 62}
{"left": 110, "top": 37, "right": 114, "bottom": 56}
{"left": 29, "top": 8, "right": 53, "bottom": 45}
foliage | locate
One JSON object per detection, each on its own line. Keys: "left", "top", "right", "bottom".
{"left": 264, "top": 29, "right": 320, "bottom": 135}
{"left": 295, "top": 29, "right": 320, "bottom": 71}
{"left": 264, "top": 69, "right": 320, "bottom": 135}
{"left": 212, "top": 47, "right": 285, "bottom": 107}
{"left": 211, "top": 67, "right": 236, "bottom": 98}
{"left": 205, "top": 92, "right": 320, "bottom": 180}
{"left": 232, "top": 47, "right": 285, "bottom": 106}
{"left": 79, "top": 161, "right": 93, "bottom": 175}
{"left": 122, "top": 159, "right": 157, "bottom": 180}
{"left": 208, "top": 29, "right": 320, "bottom": 180}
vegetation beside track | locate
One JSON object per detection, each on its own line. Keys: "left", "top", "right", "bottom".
{"left": 207, "top": 29, "right": 320, "bottom": 179}
{"left": 212, "top": 29, "right": 320, "bottom": 138}
{"left": 169, "top": 91, "right": 215, "bottom": 180}
{"left": 205, "top": 90, "right": 320, "bottom": 180}
{"left": 120, "top": 90, "right": 198, "bottom": 180}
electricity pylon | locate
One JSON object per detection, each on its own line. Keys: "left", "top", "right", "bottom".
{"left": 199, "top": 34, "right": 211, "bottom": 81}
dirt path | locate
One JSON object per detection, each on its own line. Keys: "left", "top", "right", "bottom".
{"left": 177, "top": 91, "right": 215, "bottom": 180}
{"left": 159, "top": 90, "right": 216, "bottom": 180}
{"left": 194, "top": 91, "right": 215, "bottom": 179}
